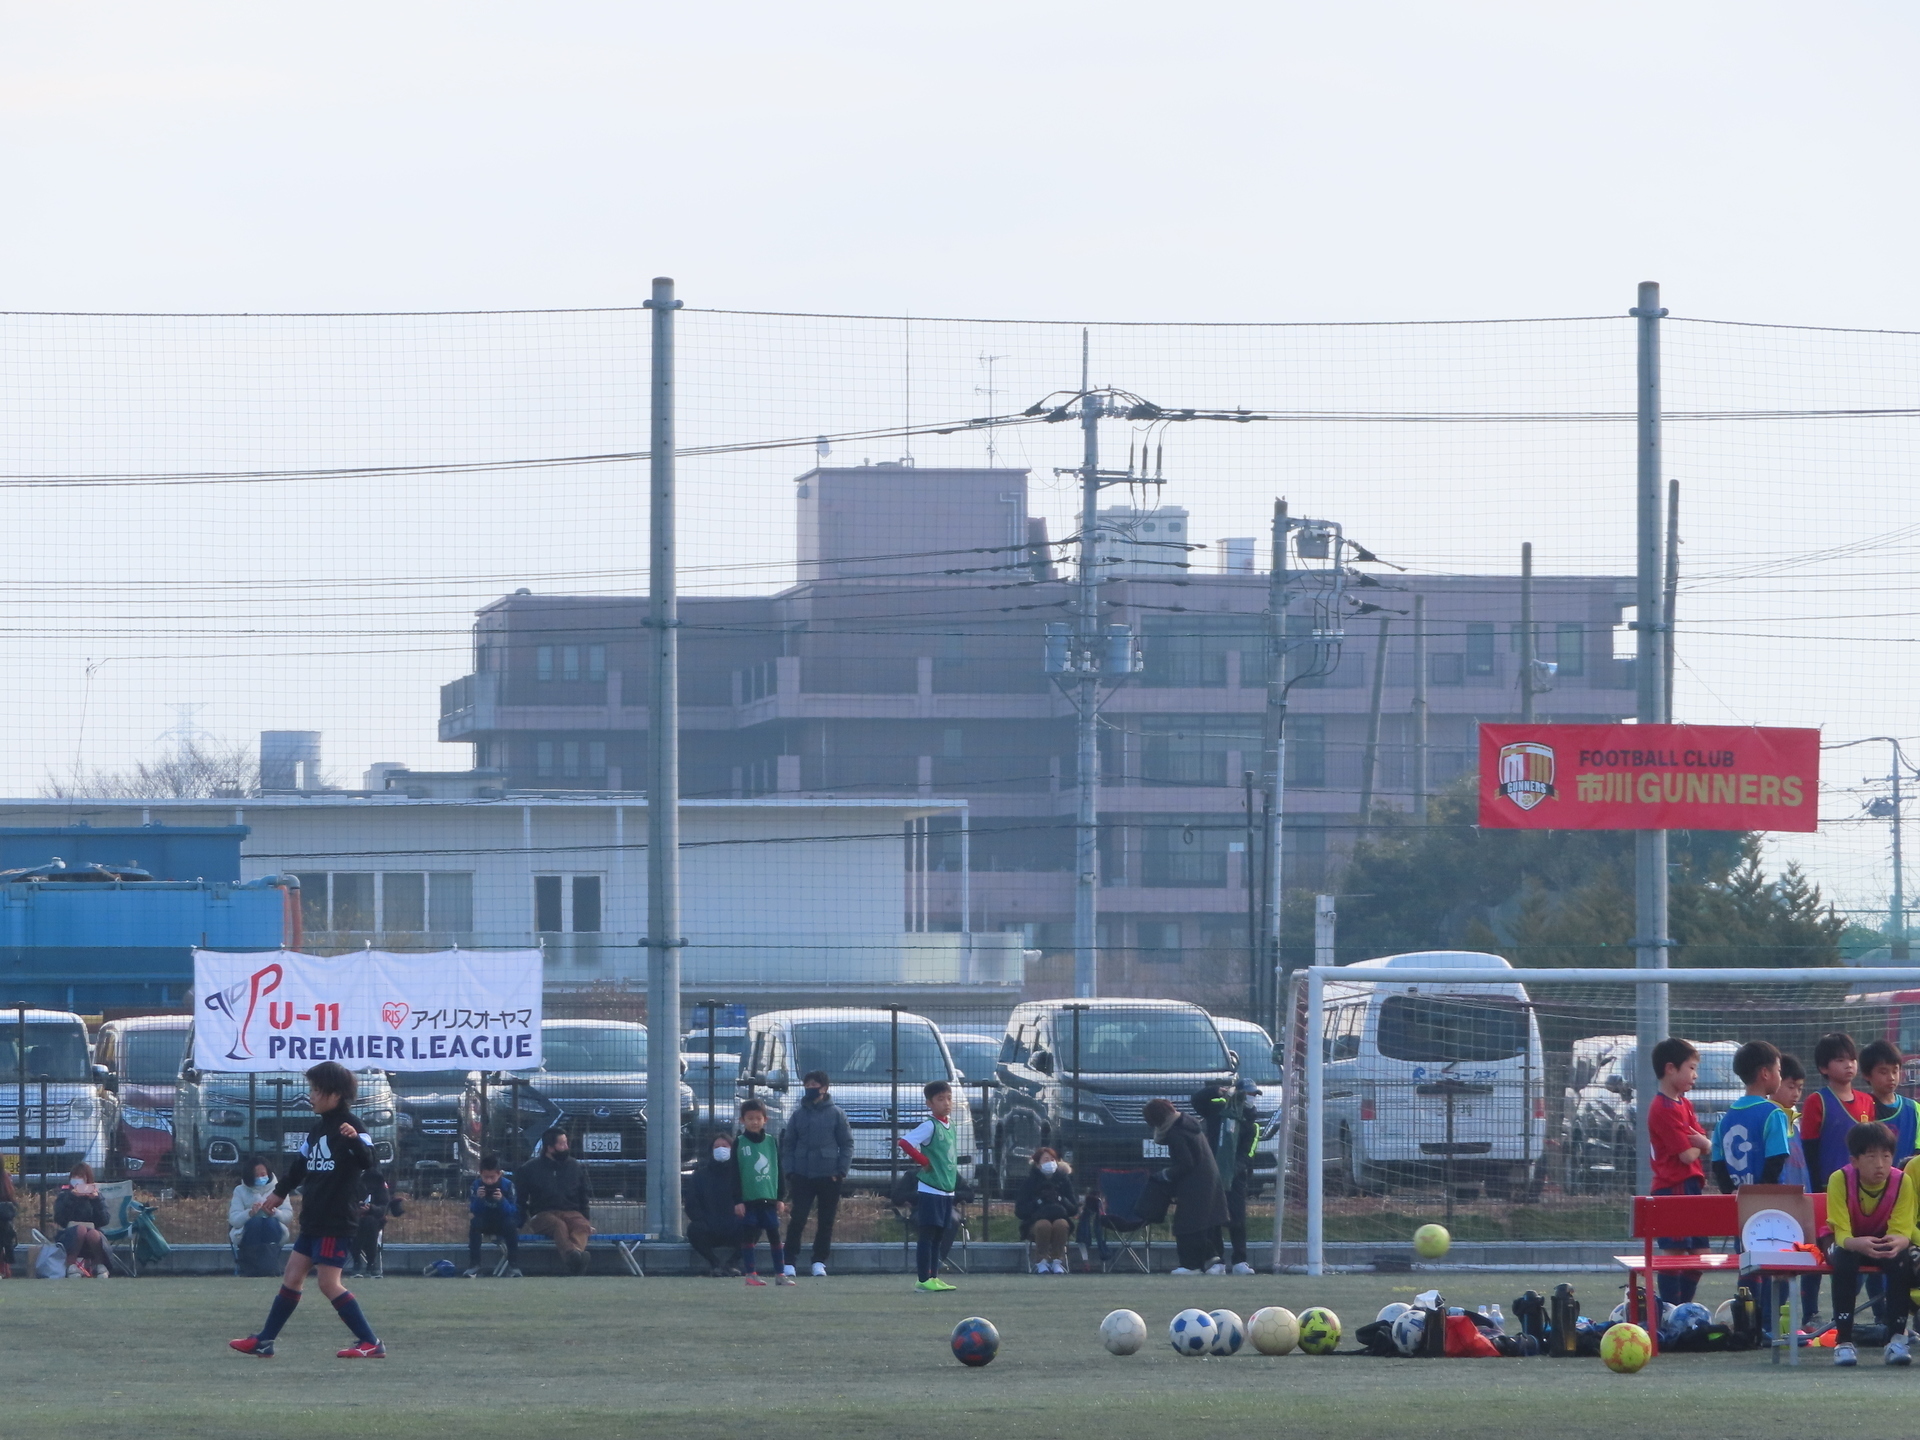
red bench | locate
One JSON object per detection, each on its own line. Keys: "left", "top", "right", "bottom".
{"left": 1617, "top": 1193, "right": 1837, "bottom": 1358}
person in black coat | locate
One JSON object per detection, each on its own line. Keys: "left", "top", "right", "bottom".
{"left": 0, "top": 1166, "right": 18, "bottom": 1279}
{"left": 1014, "top": 1148, "right": 1077, "bottom": 1274}
{"left": 683, "top": 1131, "right": 743, "bottom": 1275}
{"left": 53, "top": 1162, "right": 112, "bottom": 1277}
{"left": 1144, "top": 1098, "right": 1228, "bottom": 1274}
{"left": 1193, "top": 1077, "right": 1263, "bottom": 1274}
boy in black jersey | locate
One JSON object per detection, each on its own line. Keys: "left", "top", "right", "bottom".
{"left": 230, "top": 1061, "right": 387, "bottom": 1359}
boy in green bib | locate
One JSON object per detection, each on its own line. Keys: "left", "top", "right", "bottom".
{"left": 896, "top": 1081, "right": 958, "bottom": 1291}
{"left": 734, "top": 1099, "right": 792, "bottom": 1286}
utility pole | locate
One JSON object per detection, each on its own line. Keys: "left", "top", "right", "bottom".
{"left": 1519, "top": 543, "right": 1536, "bottom": 724}
{"left": 1631, "top": 279, "right": 1671, "bottom": 1199}
{"left": 1042, "top": 335, "right": 1141, "bottom": 1000}
{"left": 1411, "top": 595, "right": 1429, "bottom": 821}
{"left": 644, "top": 276, "right": 684, "bottom": 1241}
{"left": 1261, "top": 501, "right": 1290, "bottom": 1024}
{"left": 1664, "top": 480, "right": 1680, "bottom": 720}
{"left": 1892, "top": 755, "right": 1907, "bottom": 961}
{"left": 1359, "top": 616, "right": 1389, "bottom": 819}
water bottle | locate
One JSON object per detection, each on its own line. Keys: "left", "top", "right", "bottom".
{"left": 1488, "top": 1304, "right": 1506, "bottom": 1332}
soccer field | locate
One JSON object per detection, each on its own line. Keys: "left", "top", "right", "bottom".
{"left": 5, "top": 1271, "right": 1910, "bottom": 1440}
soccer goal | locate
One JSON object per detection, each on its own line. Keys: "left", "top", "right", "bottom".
{"left": 1271, "top": 955, "right": 1920, "bottom": 1274}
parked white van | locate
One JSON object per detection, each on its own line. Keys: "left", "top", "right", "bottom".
{"left": 738, "top": 1008, "right": 977, "bottom": 1189}
{"left": 1320, "top": 951, "right": 1546, "bottom": 1198}
{"left": 0, "top": 1008, "right": 112, "bottom": 1180}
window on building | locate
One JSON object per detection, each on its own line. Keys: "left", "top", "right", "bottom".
{"left": 429, "top": 872, "right": 473, "bottom": 932}
{"left": 1135, "top": 920, "right": 1182, "bottom": 963}
{"left": 537, "top": 741, "right": 555, "bottom": 775}
{"left": 1465, "top": 622, "right": 1495, "bottom": 675}
{"left": 383, "top": 872, "right": 426, "bottom": 932}
{"left": 1141, "top": 817, "right": 1231, "bottom": 888}
{"left": 1555, "top": 622, "right": 1585, "bottom": 676}
{"left": 294, "top": 873, "right": 328, "bottom": 936}
{"left": 1430, "top": 652, "right": 1465, "bottom": 686}
{"left": 561, "top": 645, "right": 580, "bottom": 681}
{"left": 587, "top": 644, "right": 606, "bottom": 681}
{"left": 1140, "top": 716, "right": 1258, "bottom": 787}
{"left": 535, "top": 874, "right": 603, "bottom": 933}
{"left": 562, "top": 740, "right": 581, "bottom": 777}
{"left": 537, "top": 646, "right": 554, "bottom": 682}
{"left": 332, "top": 873, "right": 375, "bottom": 932}
{"left": 1141, "top": 614, "right": 1263, "bottom": 688}
{"left": 942, "top": 728, "right": 964, "bottom": 758}
{"left": 534, "top": 875, "right": 564, "bottom": 932}
{"left": 587, "top": 740, "right": 607, "bottom": 775}
{"left": 572, "top": 876, "right": 602, "bottom": 933}
{"left": 1286, "top": 715, "right": 1326, "bottom": 787}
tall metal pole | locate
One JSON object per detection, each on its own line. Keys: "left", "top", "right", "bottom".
{"left": 1359, "top": 617, "right": 1389, "bottom": 818}
{"left": 1072, "top": 350, "right": 1103, "bottom": 1000}
{"left": 1631, "top": 280, "right": 1671, "bottom": 1199}
{"left": 644, "top": 276, "right": 684, "bottom": 1240}
{"left": 1262, "top": 501, "right": 1290, "bottom": 1026}
{"left": 1891, "top": 743, "right": 1908, "bottom": 960}
{"left": 1664, "top": 480, "right": 1680, "bottom": 721}
{"left": 1411, "top": 595, "right": 1429, "bottom": 821}
{"left": 1519, "top": 543, "right": 1536, "bottom": 724}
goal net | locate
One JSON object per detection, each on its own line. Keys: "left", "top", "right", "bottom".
{"left": 1273, "top": 959, "right": 1920, "bottom": 1273}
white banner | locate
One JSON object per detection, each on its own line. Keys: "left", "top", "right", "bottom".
{"left": 192, "top": 949, "right": 543, "bottom": 1072}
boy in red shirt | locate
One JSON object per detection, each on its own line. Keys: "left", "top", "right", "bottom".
{"left": 1648, "top": 1036, "right": 1712, "bottom": 1305}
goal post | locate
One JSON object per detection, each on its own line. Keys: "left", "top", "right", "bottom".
{"left": 1274, "top": 964, "right": 1920, "bottom": 1275}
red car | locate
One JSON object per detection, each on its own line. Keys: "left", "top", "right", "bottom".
{"left": 96, "top": 1015, "right": 192, "bottom": 1178}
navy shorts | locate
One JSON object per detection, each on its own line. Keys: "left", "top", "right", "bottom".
{"left": 914, "top": 1192, "right": 954, "bottom": 1231}
{"left": 292, "top": 1233, "right": 351, "bottom": 1268}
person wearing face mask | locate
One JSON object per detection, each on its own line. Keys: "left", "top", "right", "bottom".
{"left": 780, "top": 1069, "right": 852, "bottom": 1278}
{"left": 684, "top": 1131, "right": 744, "bottom": 1276}
{"left": 53, "top": 1162, "right": 113, "bottom": 1278}
{"left": 1015, "top": 1147, "right": 1078, "bottom": 1274}
{"left": 1143, "top": 1098, "right": 1229, "bottom": 1276}
{"left": 229, "top": 1157, "right": 295, "bottom": 1249}
{"left": 519, "top": 1129, "right": 594, "bottom": 1275}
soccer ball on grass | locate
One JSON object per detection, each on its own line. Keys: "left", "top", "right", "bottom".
{"left": 1248, "top": 1306, "right": 1299, "bottom": 1355}
{"left": 1169, "top": 1308, "right": 1218, "bottom": 1356}
{"left": 1297, "top": 1307, "right": 1342, "bottom": 1355}
{"left": 1600, "top": 1321, "right": 1652, "bottom": 1374}
{"left": 1100, "top": 1309, "right": 1147, "bottom": 1356}
{"left": 1207, "top": 1309, "right": 1246, "bottom": 1356}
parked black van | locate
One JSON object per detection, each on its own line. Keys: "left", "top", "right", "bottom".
{"left": 990, "top": 999, "right": 1237, "bottom": 1180}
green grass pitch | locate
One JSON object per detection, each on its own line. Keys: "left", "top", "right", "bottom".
{"left": 3, "top": 1270, "right": 1910, "bottom": 1439}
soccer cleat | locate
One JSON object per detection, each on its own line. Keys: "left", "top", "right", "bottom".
{"left": 1170, "top": 1267, "right": 1201, "bottom": 1276}
{"left": 1834, "top": 1342, "right": 1858, "bottom": 1367}
{"left": 916, "top": 1278, "right": 957, "bottom": 1292}
{"left": 775, "top": 1273, "right": 797, "bottom": 1286}
{"left": 1231, "top": 1262, "right": 1256, "bottom": 1276}
{"left": 744, "top": 1274, "right": 768, "bottom": 1286}
{"left": 1205, "top": 1262, "right": 1227, "bottom": 1276}
{"left": 1889, "top": 1336, "right": 1912, "bottom": 1366}
{"left": 337, "top": 1339, "right": 387, "bottom": 1359}
{"left": 228, "top": 1337, "right": 274, "bottom": 1359}
{"left": 811, "top": 1262, "right": 827, "bottom": 1277}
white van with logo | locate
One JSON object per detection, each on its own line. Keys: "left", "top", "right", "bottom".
{"left": 1320, "top": 951, "right": 1546, "bottom": 1198}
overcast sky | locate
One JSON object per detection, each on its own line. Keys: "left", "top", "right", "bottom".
{"left": 5, "top": 3, "right": 1918, "bottom": 324}
{"left": 2, "top": 4, "right": 1916, "bottom": 918}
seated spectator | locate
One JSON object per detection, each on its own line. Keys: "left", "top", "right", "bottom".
{"left": 352, "top": 1168, "right": 404, "bottom": 1278}
{"left": 685, "top": 1131, "right": 742, "bottom": 1276}
{"left": 228, "top": 1157, "right": 294, "bottom": 1248}
{"left": 1015, "top": 1147, "right": 1077, "bottom": 1275}
{"left": 53, "top": 1162, "right": 111, "bottom": 1279}
{"left": 0, "top": 1167, "right": 16, "bottom": 1279}
{"left": 465, "top": 1156, "right": 520, "bottom": 1278}
{"left": 518, "top": 1129, "right": 593, "bottom": 1275}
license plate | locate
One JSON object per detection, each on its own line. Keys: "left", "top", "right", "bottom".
{"left": 283, "top": 1132, "right": 306, "bottom": 1153}
{"left": 1, "top": 1153, "right": 16, "bottom": 1174}
{"left": 584, "top": 1132, "right": 622, "bottom": 1154}
{"left": 1142, "top": 1140, "right": 1169, "bottom": 1159}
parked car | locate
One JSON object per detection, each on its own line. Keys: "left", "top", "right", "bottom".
{"left": 684, "top": 1050, "right": 742, "bottom": 1135}
{"left": 1563, "top": 1038, "right": 1744, "bottom": 1193}
{"left": 737, "top": 1008, "right": 977, "bottom": 1188}
{"left": 1212, "top": 1015, "right": 1282, "bottom": 1192}
{"left": 173, "top": 1026, "right": 398, "bottom": 1183}
{"left": 680, "top": 1026, "right": 750, "bottom": 1063}
{"left": 388, "top": 1069, "right": 476, "bottom": 1195}
{"left": 95, "top": 1014, "right": 191, "bottom": 1177}
{"left": 941, "top": 1029, "right": 1003, "bottom": 1170}
{"left": 460, "top": 1019, "right": 695, "bottom": 1190}
{"left": 0, "top": 1008, "right": 111, "bottom": 1181}
{"left": 990, "top": 998, "right": 1235, "bottom": 1180}
{"left": 1319, "top": 951, "right": 1546, "bottom": 1199}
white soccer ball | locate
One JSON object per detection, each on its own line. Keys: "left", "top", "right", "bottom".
{"left": 1712, "top": 1299, "right": 1734, "bottom": 1327}
{"left": 1376, "top": 1301, "right": 1412, "bottom": 1327}
{"left": 1248, "top": 1306, "right": 1299, "bottom": 1355}
{"left": 1208, "top": 1309, "right": 1246, "bottom": 1356}
{"left": 1169, "top": 1307, "right": 1218, "bottom": 1356}
{"left": 1101, "top": 1309, "right": 1148, "bottom": 1356}
{"left": 1391, "top": 1308, "right": 1427, "bottom": 1357}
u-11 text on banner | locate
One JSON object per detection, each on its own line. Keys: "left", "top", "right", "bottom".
{"left": 192, "top": 948, "right": 544, "bottom": 1071}
{"left": 1477, "top": 723, "right": 1820, "bottom": 832}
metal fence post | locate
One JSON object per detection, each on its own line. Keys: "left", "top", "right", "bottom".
{"left": 1305, "top": 966, "right": 1325, "bottom": 1276}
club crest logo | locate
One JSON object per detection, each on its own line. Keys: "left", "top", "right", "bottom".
{"left": 1497, "top": 741, "right": 1556, "bottom": 811}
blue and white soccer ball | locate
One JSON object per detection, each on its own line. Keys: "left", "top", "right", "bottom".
{"left": 1208, "top": 1309, "right": 1246, "bottom": 1356}
{"left": 1391, "top": 1308, "right": 1426, "bottom": 1356}
{"left": 1169, "top": 1307, "right": 1218, "bottom": 1356}
{"left": 1661, "top": 1301, "right": 1711, "bottom": 1344}
{"left": 1376, "top": 1302, "right": 1412, "bottom": 1327}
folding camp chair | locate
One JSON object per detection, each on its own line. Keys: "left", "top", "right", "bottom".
{"left": 95, "top": 1181, "right": 141, "bottom": 1277}
{"left": 888, "top": 1174, "right": 971, "bottom": 1275}
{"left": 1076, "top": 1169, "right": 1154, "bottom": 1274}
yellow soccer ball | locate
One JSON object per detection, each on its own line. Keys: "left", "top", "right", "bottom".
{"left": 1600, "top": 1321, "right": 1653, "bottom": 1374}
{"left": 1296, "top": 1306, "right": 1341, "bottom": 1355}
{"left": 1412, "top": 1223, "right": 1451, "bottom": 1259}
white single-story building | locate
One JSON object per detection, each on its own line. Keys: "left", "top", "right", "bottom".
{"left": 0, "top": 795, "right": 1021, "bottom": 997}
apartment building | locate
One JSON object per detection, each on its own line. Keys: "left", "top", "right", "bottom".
{"left": 438, "top": 464, "right": 1633, "bottom": 997}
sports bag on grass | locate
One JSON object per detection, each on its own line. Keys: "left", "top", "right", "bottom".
{"left": 31, "top": 1231, "right": 67, "bottom": 1279}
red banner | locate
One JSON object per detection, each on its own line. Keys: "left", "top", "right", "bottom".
{"left": 1477, "top": 723, "right": 1820, "bottom": 832}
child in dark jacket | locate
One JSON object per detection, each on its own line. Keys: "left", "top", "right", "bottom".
{"left": 465, "top": 1157, "right": 518, "bottom": 1277}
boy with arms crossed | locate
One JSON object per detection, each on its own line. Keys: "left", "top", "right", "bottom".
{"left": 897, "top": 1080, "right": 958, "bottom": 1293}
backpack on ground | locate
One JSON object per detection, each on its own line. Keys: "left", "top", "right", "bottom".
{"left": 236, "top": 1214, "right": 285, "bottom": 1277}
